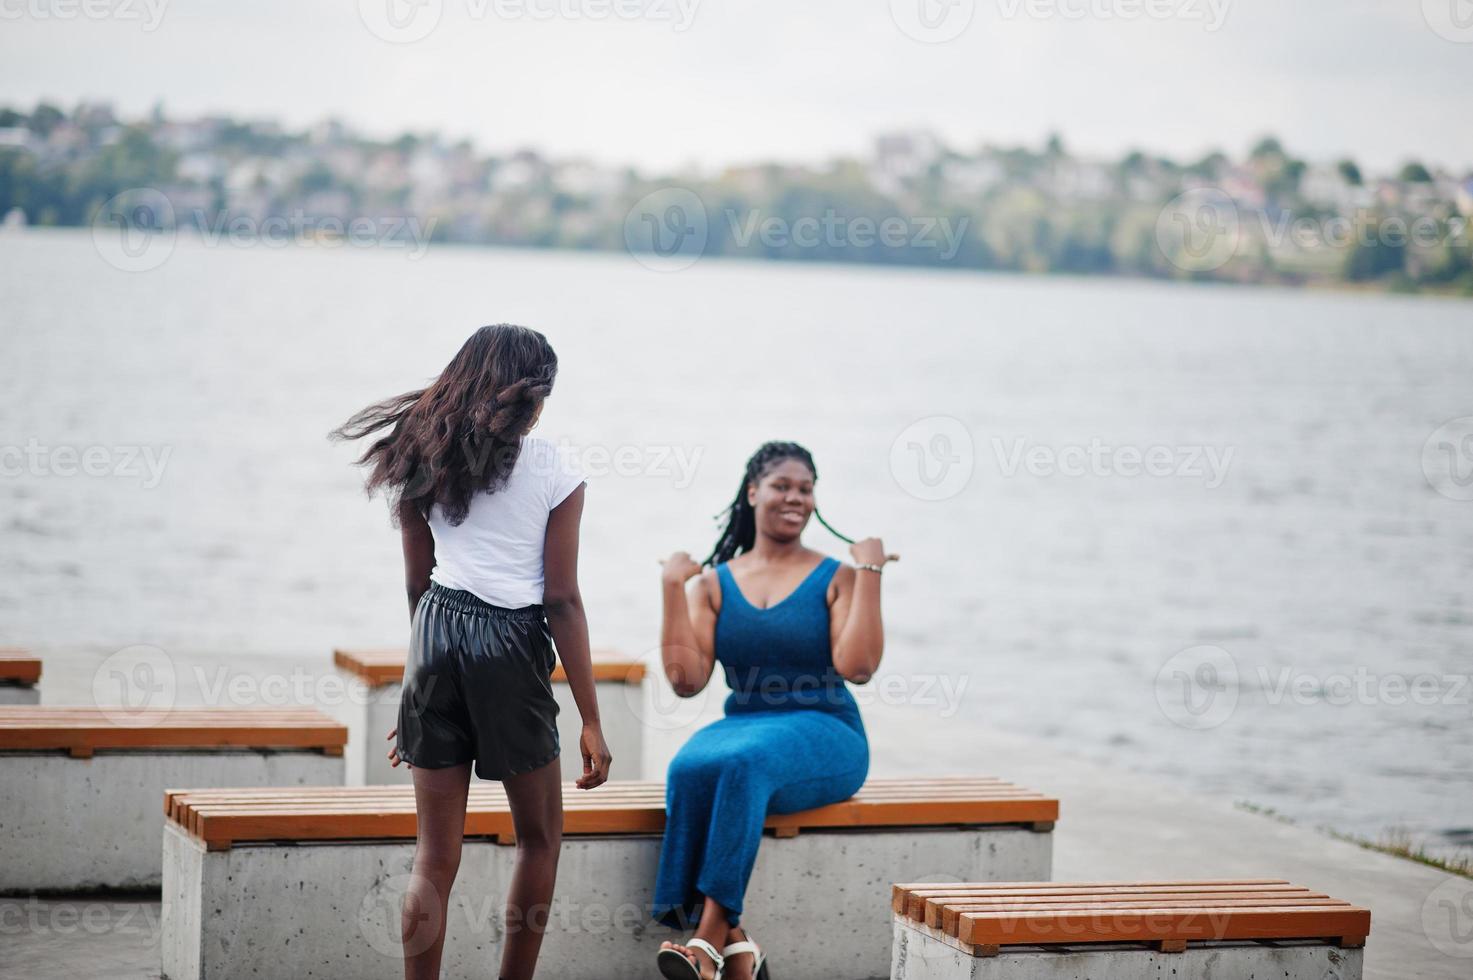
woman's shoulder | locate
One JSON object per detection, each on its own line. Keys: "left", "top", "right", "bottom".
{"left": 825, "top": 556, "right": 854, "bottom": 596}
{"left": 517, "top": 434, "right": 562, "bottom": 462}
{"left": 682, "top": 564, "right": 722, "bottom": 615}
{"left": 516, "top": 436, "right": 583, "bottom": 501}
{"left": 809, "top": 550, "right": 842, "bottom": 576}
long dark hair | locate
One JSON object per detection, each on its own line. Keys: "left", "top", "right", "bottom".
{"left": 331, "top": 324, "right": 557, "bottom": 525}
{"left": 704, "top": 441, "right": 853, "bottom": 567}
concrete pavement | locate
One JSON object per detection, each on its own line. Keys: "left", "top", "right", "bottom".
{"left": 3, "top": 655, "right": 1469, "bottom": 979}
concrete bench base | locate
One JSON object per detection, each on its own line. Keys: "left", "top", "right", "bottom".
{"left": 0, "top": 684, "right": 40, "bottom": 705}
{"left": 163, "top": 823, "right": 1051, "bottom": 980}
{"left": 0, "top": 751, "right": 343, "bottom": 892}
{"left": 890, "top": 917, "right": 1364, "bottom": 980}
{"left": 337, "top": 679, "right": 646, "bottom": 784}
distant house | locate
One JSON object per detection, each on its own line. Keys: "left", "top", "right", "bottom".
{"left": 1402, "top": 181, "right": 1442, "bottom": 213}
{"left": 176, "top": 152, "right": 225, "bottom": 184}
{"left": 302, "top": 190, "right": 353, "bottom": 220}
{"left": 1299, "top": 165, "right": 1357, "bottom": 211}
{"left": 157, "top": 119, "right": 224, "bottom": 154}
{"left": 1050, "top": 160, "right": 1114, "bottom": 203}
{"left": 1457, "top": 180, "right": 1473, "bottom": 217}
{"left": 408, "top": 144, "right": 452, "bottom": 200}
{"left": 1220, "top": 168, "right": 1268, "bottom": 210}
{"left": 553, "top": 161, "right": 622, "bottom": 199}
{"left": 1374, "top": 179, "right": 1404, "bottom": 209}
{"left": 162, "top": 186, "right": 215, "bottom": 221}
{"left": 490, "top": 152, "right": 548, "bottom": 194}
{"left": 872, "top": 130, "right": 944, "bottom": 194}
{"left": 363, "top": 151, "right": 410, "bottom": 193}
{"left": 0, "top": 127, "right": 33, "bottom": 152}
{"left": 940, "top": 157, "right": 1006, "bottom": 198}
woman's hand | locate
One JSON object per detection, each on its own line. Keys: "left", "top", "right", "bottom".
{"left": 577, "top": 722, "right": 613, "bottom": 790}
{"left": 850, "top": 537, "right": 899, "bottom": 567}
{"left": 661, "top": 550, "right": 703, "bottom": 586}
{"left": 386, "top": 727, "right": 411, "bottom": 769}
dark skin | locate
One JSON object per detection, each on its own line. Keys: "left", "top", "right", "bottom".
{"left": 387, "top": 482, "right": 613, "bottom": 980}
{"left": 655, "top": 458, "right": 894, "bottom": 980}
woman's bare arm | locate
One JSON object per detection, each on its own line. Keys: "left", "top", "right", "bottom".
{"left": 397, "top": 499, "right": 435, "bottom": 618}
{"left": 543, "top": 484, "right": 612, "bottom": 789}
{"left": 388, "top": 499, "right": 436, "bottom": 769}
{"left": 659, "top": 552, "right": 718, "bottom": 697}
{"left": 829, "top": 538, "right": 889, "bottom": 683}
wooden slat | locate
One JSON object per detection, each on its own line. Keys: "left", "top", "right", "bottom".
{"left": 959, "top": 905, "right": 1371, "bottom": 948}
{"left": 929, "top": 885, "right": 1316, "bottom": 930}
{"left": 165, "top": 776, "right": 1057, "bottom": 849}
{"left": 893, "top": 879, "right": 1370, "bottom": 951}
{"left": 940, "top": 896, "right": 1346, "bottom": 936}
{"left": 0, "top": 706, "right": 346, "bottom": 753}
{"left": 333, "top": 647, "right": 646, "bottom": 686}
{"left": 894, "top": 879, "right": 1295, "bottom": 915}
{"left": 924, "top": 884, "right": 1315, "bottom": 930}
{"left": 0, "top": 651, "right": 41, "bottom": 686}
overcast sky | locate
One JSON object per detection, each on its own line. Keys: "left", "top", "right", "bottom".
{"left": 2, "top": 0, "right": 1469, "bottom": 174}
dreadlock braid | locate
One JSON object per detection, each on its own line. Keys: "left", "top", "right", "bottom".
{"left": 703, "top": 441, "right": 855, "bottom": 567}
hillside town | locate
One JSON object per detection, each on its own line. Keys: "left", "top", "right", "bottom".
{"left": 2, "top": 101, "right": 1470, "bottom": 293}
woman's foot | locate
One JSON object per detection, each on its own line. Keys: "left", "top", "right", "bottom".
{"left": 722, "top": 926, "right": 756, "bottom": 980}
{"left": 659, "top": 938, "right": 721, "bottom": 980}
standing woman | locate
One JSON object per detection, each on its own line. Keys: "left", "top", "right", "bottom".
{"left": 333, "top": 324, "right": 612, "bottom": 980}
{"left": 653, "top": 441, "right": 894, "bottom": 980}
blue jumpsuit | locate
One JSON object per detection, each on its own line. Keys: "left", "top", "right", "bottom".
{"left": 651, "top": 557, "right": 870, "bottom": 929}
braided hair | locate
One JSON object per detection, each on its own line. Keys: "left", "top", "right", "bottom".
{"left": 703, "top": 441, "right": 854, "bottom": 567}
{"left": 332, "top": 324, "right": 558, "bottom": 525}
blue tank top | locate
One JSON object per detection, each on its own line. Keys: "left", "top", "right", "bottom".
{"left": 714, "top": 556, "right": 864, "bottom": 732}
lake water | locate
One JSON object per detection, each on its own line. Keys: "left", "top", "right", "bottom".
{"left": 2, "top": 226, "right": 1471, "bottom": 861}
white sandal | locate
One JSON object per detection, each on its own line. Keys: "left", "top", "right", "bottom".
{"left": 657, "top": 936, "right": 725, "bottom": 980}
{"left": 723, "top": 932, "right": 769, "bottom": 980}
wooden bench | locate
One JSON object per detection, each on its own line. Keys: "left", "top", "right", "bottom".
{"left": 332, "top": 646, "right": 649, "bottom": 784}
{"left": 0, "top": 649, "right": 41, "bottom": 704}
{"left": 0, "top": 706, "right": 346, "bottom": 891}
{"left": 162, "top": 777, "right": 1058, "bottom": 980}
{"left": 890, "top": 879, "right": 1370, "bottom": 980}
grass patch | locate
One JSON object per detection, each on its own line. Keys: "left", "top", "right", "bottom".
{"left": 1235, "top": 801, "right": 1473, "bottom": 879}
{"left": 1326, "top": 828, "right": 1473, "bottom": 879}
{"left": 1234, "top": 800, "right": 1296, "bottom": 825}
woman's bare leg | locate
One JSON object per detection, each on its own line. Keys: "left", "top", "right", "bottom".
{"left": 404, "top": 762, "right": 472, "bottom": 980}
{"left": 722, "top": 922, "right": 757, "bottom": 980}
{"left": 498, "top": 755, "right": 564, "bottom": 980}
{"left": 659, "top": 895, "right": 738, "bottom": 980}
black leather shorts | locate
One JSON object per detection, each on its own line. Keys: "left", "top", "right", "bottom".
{"left": 396, "top": 583, "right": 561, "bottom": 781}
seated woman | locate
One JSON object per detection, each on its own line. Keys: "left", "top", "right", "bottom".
{"left": 653, "top": 441, "right": 895, "bottom": 980}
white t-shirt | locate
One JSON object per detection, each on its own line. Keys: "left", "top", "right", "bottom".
{"left": 428, "top": 436, "right": 585, "bottom": 609}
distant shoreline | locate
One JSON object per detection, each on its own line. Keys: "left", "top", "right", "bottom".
{"left": 5, "top": 102, "right": 1471, "bottom": 302}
